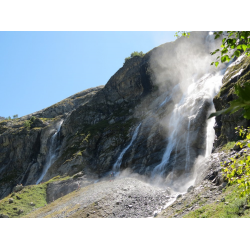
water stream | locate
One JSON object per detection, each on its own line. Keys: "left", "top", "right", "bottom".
{"left": 36, "top": 120, "right": 63, "bottom": 184}
{"left": 112, "top": 123, "right": 141, "bottom": 173}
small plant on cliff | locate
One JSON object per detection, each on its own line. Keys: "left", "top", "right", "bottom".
{"left": 124, "top": 51, "right": 145, "bottom": 64}
{"left": 221, "top": 127, "right": 250, "bottom": 199}
{"left": 30, "top": 116, "right": 36, "bottom": 122}
{"left": 24, "top": 120, "right": 31, "bottom": 129}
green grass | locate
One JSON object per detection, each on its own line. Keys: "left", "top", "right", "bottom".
{"left": 0, "top": 175, "right": 71, "bottom": 218}
{"left": 184, "top": 184, "right": 250, "bottom": 218}
{"left": 220, "top": 141, "right": 236, "bottom": 152}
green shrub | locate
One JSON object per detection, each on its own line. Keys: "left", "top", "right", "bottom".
{"left": 24, "top": 120, "right": 31, "bottom": 129}
{"left": 124, "top": 51, "right": 145, "bottom": 65}
{"left": 30, "top": 116, "right": 36, "bottom": 122}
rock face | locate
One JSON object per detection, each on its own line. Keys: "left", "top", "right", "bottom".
{"left": 0, "top": 87, "right": 103, "bottom": 198}
{"left": 1, "top": 31, "right": 249, "bottom": 204}
{"left": 213, "top": 55, "right": 250, "bottom": 148}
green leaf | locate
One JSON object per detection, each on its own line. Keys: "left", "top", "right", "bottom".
{"left": 242, "top": 44, "right": 247, "bottom": 51}
{"left": 221, "top": 55, "right": 230, "bottom": 63}
{"left": 215, "top": 61, "right": 219, "bottom": 67}
{"left": 221, "top": 48, "right": 228, "bottom": 55}
{"left": 234, "top": 50, "right": 241, "bottom": 57}
{"left": 237, "top": 45, "right": 243, "bottom": 50}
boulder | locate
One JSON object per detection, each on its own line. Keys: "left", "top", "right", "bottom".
{"left": 16, "top": 195, "right": 21, "bottom": 200}
{"left": 13, "top": 185, "right": 23, "bottom": 193}
{"left": 176, "top": 194, "right": 182, "bottom": 199}
{"left": 9, "top": 198, "right": 14, "bottom": 204}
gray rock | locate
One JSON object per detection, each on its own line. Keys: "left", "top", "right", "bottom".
{"left": 9, "top": 198, "right": 14, "bottom": 204}
{"left": 0, "top": 214, "right": 9, "bottom": 218}
{"left": 222, "top": 182, "right": 227, "bottom": 188}
{"left": 18, "top": 209, "right": 23, "bottom": 215}
{"left": 16, "top": 195, "right": 21, "bottom": 200}
{"left": 187, "top": 186, "right": 194, "bottom": 192}
{"left": 210, "top": 186, "right": 217, "bottom": 191}
{"left": 30, "top": 202, "right": 35, "bottom": 206}
{"left": 221, "top": 198, "right": 225, "bottom": 202}
{"left": 13, "top": 185, "right": 23, "bottom": 193}
{"left": 176, "top": 194, "right": 182, "bottom": 199}
{"left": 109, "top": 119, "right": 115, "bottom": 125}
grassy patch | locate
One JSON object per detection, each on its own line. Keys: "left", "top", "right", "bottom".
{"left": 25, "top": 184, "right": 91, "bottom": 218}
{"left": 0, "top": 175, "right": 71, "bottom": 218}
{"left": 220, "top": 141, "right": 236, "bottom": 152}
{"left": 184, "top": 184, "right": 249, "bottom": 218}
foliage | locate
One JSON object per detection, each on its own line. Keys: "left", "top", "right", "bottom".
{"left": 176, "top": 31, "right": 250, "bottom": 67}
{"left": 30, "top": 116, "right": 36, "bottom": 122}
{"left": 174, "top": 31, "right": 190, "bottom": 38}
{"left": 124, "top": 51, "right": 145, "bottom": 64}
{"left": 221, "top": 127, "right": 250, "bottom": 199}
{"left": 13, "top": 114, "right": 18, "bottom": 119}
{"left": 24, "top": 120, "right": 31, "bottom": 129}
{"left": 211, "top": 31, "right": 250, "bottom": 67}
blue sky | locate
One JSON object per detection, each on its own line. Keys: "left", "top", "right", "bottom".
{"left": 0, "top": 32, "right": 176, "bottom": 118}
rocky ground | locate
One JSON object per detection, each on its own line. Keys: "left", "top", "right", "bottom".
{"left": 25, "top": 176, "right": 172, "bottom": 218}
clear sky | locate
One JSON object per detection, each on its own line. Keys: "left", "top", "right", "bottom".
{"left": 0, "top": 32, "right": 176, "bottom": 118}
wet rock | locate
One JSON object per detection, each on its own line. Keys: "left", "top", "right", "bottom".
{"left": 177, "top": 194, "right": 182, "bottom": 199}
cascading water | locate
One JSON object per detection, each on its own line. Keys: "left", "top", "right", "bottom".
{"left": 112, "top": 123, "right": 141, "bottom": 173}
{"left": 36, "top": 120, "right": 63, "bottom": 184}
{"left": 152, "top": 70, "right": 225, "bottom": 181}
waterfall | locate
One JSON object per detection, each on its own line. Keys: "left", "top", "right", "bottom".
{"left": 152, "top": 70, "right": 224, "bottom": 178}
{"left": 112, "top": 123, "right": 141, "bottom": 173}
{"left": 36, "top": 120, "right": 63, "bottom": 184}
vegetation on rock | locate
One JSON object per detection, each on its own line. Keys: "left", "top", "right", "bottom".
{"left": 124, "top": 51, "right": 145, "bottom": 64}
{"left": 221, "top": 127, "right": 250, "bottom": 199}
